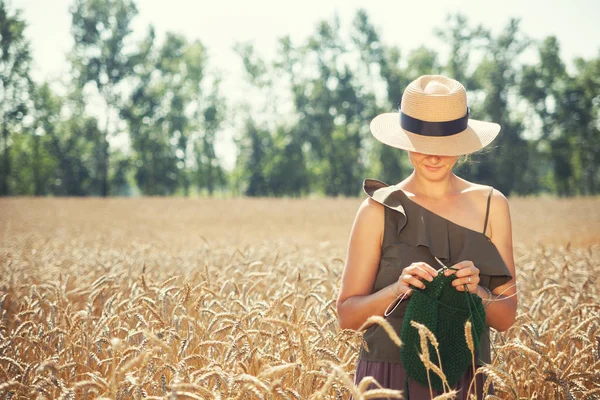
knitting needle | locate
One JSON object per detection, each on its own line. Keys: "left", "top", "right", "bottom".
{"left": 433, "top": 256, "right": 448, "bottom": 273}
{"left": 385, "top": 257, "right": 445, "bottom": 317}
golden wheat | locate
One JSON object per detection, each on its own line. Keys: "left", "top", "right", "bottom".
{"left": 0, "top": 196, "right": 599, "bottom": 399}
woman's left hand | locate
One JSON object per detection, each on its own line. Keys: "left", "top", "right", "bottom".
{"left": 444, "top": 260, "right": 480, "bottom": 293}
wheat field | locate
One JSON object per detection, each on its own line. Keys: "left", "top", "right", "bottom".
{"left": 0, "top": 195, "right": 599, "bottom": 399}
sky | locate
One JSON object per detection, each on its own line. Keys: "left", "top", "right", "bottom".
{"left": 12, "top": 0, "right": 600, "bottom": 170}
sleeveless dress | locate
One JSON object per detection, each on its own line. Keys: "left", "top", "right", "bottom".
{"left": 352, "top": 179, "right": 513, "bottom": 400}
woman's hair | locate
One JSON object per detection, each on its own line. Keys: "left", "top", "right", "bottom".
{"left": 456, "top": 154, "right": 472, "bottom": 166}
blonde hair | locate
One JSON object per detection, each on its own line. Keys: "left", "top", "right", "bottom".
{"left": 456, "top": 154, "right": 472, "bottom": 166}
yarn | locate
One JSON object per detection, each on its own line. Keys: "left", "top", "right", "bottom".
{"left": 399, "top": 266, "right": 487, "bottom": 393}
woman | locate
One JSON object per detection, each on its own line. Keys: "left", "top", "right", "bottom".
{"left": 336, "top": 75, "right": 518, "bottom": 399}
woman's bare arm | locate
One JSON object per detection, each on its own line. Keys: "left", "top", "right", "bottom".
{"left": 336, "top": 197, "right": 437, "bottom": 331}
{"left": 336, "top": 198, "right": 395, "bottom": 330}
{"left": 478, "top": 189, "right": 518, "bottom": 331}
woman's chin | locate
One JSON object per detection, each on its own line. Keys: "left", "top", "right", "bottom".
{"left": 424, "top": 165, "right": 443, "bottom": 173}
{"left": 420, "top": 166, "right": 449, "bottom": 180}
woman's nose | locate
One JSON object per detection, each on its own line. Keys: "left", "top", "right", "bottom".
{"left": 428, "top": 156, "right": 441, "bottom": 164}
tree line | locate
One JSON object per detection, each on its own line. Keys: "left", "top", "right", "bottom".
{"left": 1, "top": 0, "right": 598, "bottom": 197}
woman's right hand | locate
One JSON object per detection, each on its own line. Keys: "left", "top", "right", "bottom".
{"left": 392, "top": 262, "right": 438, "bottom": 297}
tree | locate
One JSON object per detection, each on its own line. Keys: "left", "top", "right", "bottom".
{"left": 435, "top": 13, "right": 488, "bottom": 89}
{"left": 520, "top": 36, "right": 572, "bottom": 195}
{"left": 234, "top": 117, "right": 270, "bottom": 196}
{"left": 472, "top": 18, "right": 530, "bottom": 195}
{"left": 70, "top": 0, "right": 138, "bottom": 196}
{"left": 31, "top": 83, "right": 64, "bottom": 195}
{"left": 122, "top": 28, "right": 224, "bottom": 196}
{"left": 182, "top": 40, "right": 227, "bottom": 196}
{"left": 31, "top": 83, "right": 104, "bottom": 196}
{"left": 234, "top": 41, "right": 310, "bottom": 197}
{"left": 563, "top": 55, "right": 600, "bottom": 194}
{"left": 0, "top": 0, "right": 32, "bottom": 195}
{"left": 277, "top": 15, "right": 369, "bottom": 196}
{"left": 157, "top": 33, "right": 200, "bottom": 196}
{"left": 352, "top": 10, "right": 443, "bottom": 186}
{"left": 120, "top": 28, "right": 178, "bottom": 196}
{"left": 194, "top": 78, "right": 227, "bottom": 195}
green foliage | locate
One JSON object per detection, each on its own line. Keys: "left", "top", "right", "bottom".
{"left": 31, "top": 83, "right": 105, "bottom": 196}
{"left": 234, "top": 14, "right": 374, "bottom": 197}
{"left": 195, "top": 79, "right": 228, "bottom": 196}
{"left": 120, "top": 28, "right": 226, "bottom": 196}
{"left": 0, "top": 0, "right": 33, "bottom": 195}
{"left": 520, "top": 37, "right": 600, "bottom": 195}
{"left": 70, "top": 0, "right": 138, "bottom": 196}
{"left": 468, "top": 18, "right": 530, "bottom": 195}
{"left": 2, "top": 1, "right": 599, "bottom": 197}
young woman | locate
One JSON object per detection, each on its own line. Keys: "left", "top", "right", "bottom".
{"left": 336, "top": 75, "right": 518, "bottom": 399}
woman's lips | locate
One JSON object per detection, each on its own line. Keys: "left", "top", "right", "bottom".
{"left": 425, "top": 165, "right": 442, "bottom": 172}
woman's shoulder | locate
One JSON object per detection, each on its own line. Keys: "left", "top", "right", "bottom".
{"left": 358, "top": 179, "right": 386, "bottom": 216}
{"left": 353, "top": 191, "right": 386, "bottom": 247}
{"left": 361, "top": 178, "right": 406, "bottom": 213}
{"left": 456, "top": 177, "right": 507, "bottom": 204}
{"left": 458, "top": 179, "right": 511, "bottom": 239}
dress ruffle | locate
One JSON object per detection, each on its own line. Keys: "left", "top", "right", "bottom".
{"left": 362, "top": 178, "right": 513, "bottom": 292}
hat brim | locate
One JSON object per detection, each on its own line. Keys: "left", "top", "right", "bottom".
{"left": 370, "top": 113, "right": 501, "bottom": 156}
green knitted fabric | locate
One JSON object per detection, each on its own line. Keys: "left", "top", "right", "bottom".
{"left": 399, "top": 268, "right": 487, "bottom": 392}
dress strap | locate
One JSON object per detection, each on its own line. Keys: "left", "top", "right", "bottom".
{"left": 482, "top": 187, "right": 493, "bottom": 235}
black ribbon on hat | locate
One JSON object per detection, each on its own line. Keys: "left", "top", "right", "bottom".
{"left": 400, "top": 107, "right": 470, "bottom": 137}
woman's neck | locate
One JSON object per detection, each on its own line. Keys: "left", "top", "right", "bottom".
{"left": 405, "top": 171, "right": 460, "bottom": 202}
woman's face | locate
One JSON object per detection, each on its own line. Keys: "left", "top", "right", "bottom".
{"left": 408, "top": 151, "right": 459, "bottom": 180}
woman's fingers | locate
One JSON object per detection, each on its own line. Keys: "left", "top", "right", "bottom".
{"left": 452, "top": 274, "right": 480, "bottom": 289}
{"left": 459, "top": 266, "right": 479, "bottom": 278}
{"left": 410, "top": 262, "right": 438, "bottom": 277}
{"left": 443, "top": 260, "right": 481, "bottom": 293}
{"left": 397, "top": 261, "right": 486, "bottom": 293}
{"left": 394, "top": 263, "right": 436, "bottom": 294}
{"left": 402, "top": 274, "right": 427, "bottom": 289}
{"left": 456, "top": 283, "right": 479, "bottom": 293}
{"left": 445, "top": 261, "right": 479, "bottom": 277}
{"left": 405, "top": 264, "right": 435, "bottom": 282}
{"left": 444, "top": 260, "right": 473, "bottom": 275}
{"left": 417, "top": 262, "right": 439, "bottom": 277}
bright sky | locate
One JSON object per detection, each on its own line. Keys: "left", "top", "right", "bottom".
{"left": 13, "top": 0, "right": 600, "bottom": 170}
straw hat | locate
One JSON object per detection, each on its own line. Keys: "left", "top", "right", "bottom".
{"left": 370, "top": 75, "right": 501, "bottom": 156}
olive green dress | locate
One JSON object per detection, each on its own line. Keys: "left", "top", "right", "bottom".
{"left": 352, "top": 179, "right": 513, "bottom": 400}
